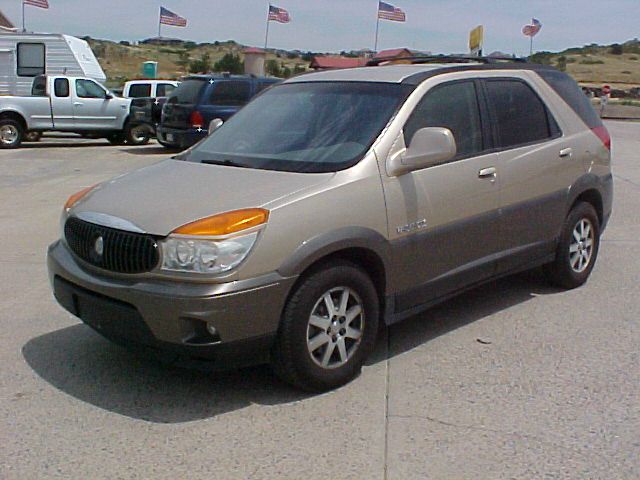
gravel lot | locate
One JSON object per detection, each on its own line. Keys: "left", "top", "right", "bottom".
{"left": 1, "top": 123, "right": 638, "bottom": 479}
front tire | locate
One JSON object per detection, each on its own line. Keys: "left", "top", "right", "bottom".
{"left": 544, "top": 202, "right": 600, "bottom": 289}
{"left": 272, "top": 262, "right": 379, "bottom": 392}
{"left": 0, "top": 119, "right": 24, "bottom": 149}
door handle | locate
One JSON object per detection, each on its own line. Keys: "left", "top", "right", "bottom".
{"left": 74, "top": 102, "right": 83, "bottom": 106}
{"left": 559, "top": 148, "right": 572, "bottom": 158}
{"left": 478, "top": 167, "right": 497, "bottom": 180}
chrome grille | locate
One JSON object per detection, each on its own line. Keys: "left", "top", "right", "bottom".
{"left": 64, "top": 217, "right": 159, "bottom": 274}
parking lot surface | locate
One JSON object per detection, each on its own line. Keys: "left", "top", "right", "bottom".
{"left": 1, "top": 125, "right": 638, "bottom": 479}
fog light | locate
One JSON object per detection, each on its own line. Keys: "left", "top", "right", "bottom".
{"left": 206, "top": 323, "right": 217, "bottom": 336}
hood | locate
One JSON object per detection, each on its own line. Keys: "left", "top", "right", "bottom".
{"left": 73, "top": 159, "right": 333, "bottom": 235}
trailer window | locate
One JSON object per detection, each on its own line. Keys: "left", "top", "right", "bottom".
{"left": 17, "top": 43, "right": 45, "bottom": 77}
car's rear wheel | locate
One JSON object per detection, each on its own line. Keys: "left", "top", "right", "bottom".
{"left": 0, "top": 119, "right": 24, "bottom": 149}
{"left": 544, "top": 202, "right": 600, "bottom": 289}
{"left": 272, "top": 262, "right": 379, "bottom": 392}
{"left": 125, "top": 123, "right": 151, "bottom": 146}
{"left": 24, "top": 131, "right": 42, "bottom": 142}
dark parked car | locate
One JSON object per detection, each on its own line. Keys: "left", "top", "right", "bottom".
{"left": 129, "top": 96, "right": 168, "bottom": 139}
{"left": 157, "top": 74, "right": 281, "bottom": 149}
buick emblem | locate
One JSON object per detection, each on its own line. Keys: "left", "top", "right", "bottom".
{"left": 94, "top": 236, "right": 104, "bottom": 257}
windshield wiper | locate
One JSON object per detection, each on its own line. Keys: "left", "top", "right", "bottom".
{"left": 200, "top": 159, "right": 250, "bottom": 168}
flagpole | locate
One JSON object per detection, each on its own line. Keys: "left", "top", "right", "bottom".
{"left": 158, "top": 7, "right": 161, "bottom": 38}
{"left": 264, "top": 4, "right": 271, "bottom": 50}
{"left": 22, "top": 0, "right": 26, "bottom": 33}
{"left": 530, "top": 35, "right": 533, "bottom": 56}
{"left": 374, "top": 15, "right": 380, "bottom": 52}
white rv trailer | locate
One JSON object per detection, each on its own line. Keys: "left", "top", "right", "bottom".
{"left": 0, "top": 33, "right": 106, "bottom": 96}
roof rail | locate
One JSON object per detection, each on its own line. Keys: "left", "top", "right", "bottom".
{"left": 366, "top": 55, "right": 528, "bottom": 67}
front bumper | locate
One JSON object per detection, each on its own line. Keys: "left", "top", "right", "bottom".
{"left": 156, "top": 126, "right": 205, "bottom": 149}
{"left": 47, "top": 240, "right": 296, "bottom": 367}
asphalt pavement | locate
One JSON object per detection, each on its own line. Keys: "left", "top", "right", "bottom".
{"left": 0, "top": 124, "right": 638, "bottom": 479}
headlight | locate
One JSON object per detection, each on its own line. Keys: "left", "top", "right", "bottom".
{"left": 160, "top": 231, "right": 258, "bottom": 274}
{"left": 159, "top": 208, "right": 269, "bottom": 275}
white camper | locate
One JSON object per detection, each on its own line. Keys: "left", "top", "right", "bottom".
{"left": 0, "top": 33, "right": 106, "bottom": 96}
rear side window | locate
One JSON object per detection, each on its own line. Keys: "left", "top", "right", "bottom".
{"left": 484, "top": 80, "right": 554, "bottom": 149}
{"left": 404, "top": 81, "right": 483, "bottom": 159}
{"left": 156, "top": 83, "right": 176, "bottom": 97}
{"left": 537, "top": 69, "right": 603, "bottom": 128}
{"left": 167, "top": 79, "right": 205, "bottom": 104}
{"left": 128, "top": 84, "right": 152, "bottom": 98}
{"left": 208, "top": 81, "right": 251, "bottom": 106}
{"left": 54, "top": 78, "right": 69, "bottom": 97}
{"left": 17, "top": 43, "right": 45, "bottom": 77}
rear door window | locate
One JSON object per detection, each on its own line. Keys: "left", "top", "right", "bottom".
{"left": 484, "top": 79, "right": 556, "bottom": 149}
{"left": 167, "top": 79, "right": 205, "bottom": 104}
{"left": 208, "top": 81, "right": 251, "bottom": 106}
{"left": 54, "top": 78, "right": 70, "bottom": 97}
{"left": 404, "top": 80, "right": 484, "bottom": 159}
{"left": 156, "top": 83, "right": 176, "bottom": 97}
{"left": 128, "top": 83, "right": 152, "bottom": 98}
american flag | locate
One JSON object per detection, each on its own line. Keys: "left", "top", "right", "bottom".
{"left": 268, "top": 5, "right": 290, "bottom": 23}
{"left": 522, "top": 18, "right": 542, "bottom": 37}
{"left": 160, "top": 7, "right": 187, "bottom": 27}
{"left": 24, "top": 0, "right": 49, "bottom": 9}
{"left": 378, "top": 1, "right": 405, "bottom": 22}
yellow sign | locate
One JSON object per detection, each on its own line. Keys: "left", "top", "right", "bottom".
{"left": 469, "top": 25, "right": 484, "bottom": 55}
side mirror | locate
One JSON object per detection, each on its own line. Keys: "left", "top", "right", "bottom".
{"left": 389, "top": 127, "right": 456, "bottom": 176}
{"left": 105, "top": 93, "right": 114, "bottom": 100}
{"left": 208, "top": 118, "right": 224, "bottom": 135}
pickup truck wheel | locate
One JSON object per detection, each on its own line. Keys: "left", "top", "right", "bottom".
{"left": 0, "top": 119, "right": 24, "bottom": 149}
{"left": 125, "top": 123, "right": 151, "bottom": 146}
{"left": 272, "top": 262, "right": 379, "bottom": 392}
{"left": 24, "top": 131, "right": 42, "bottom": 142}
{"left": 544, "top": 202, "right": 600, "bottom": 289}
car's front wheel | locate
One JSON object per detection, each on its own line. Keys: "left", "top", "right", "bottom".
{"left": 544, "top": 201, "right": 600, "bottom": 289}
{"left": 125, "top": 123, "right": 151, "bottom": 145}
{"left": 272, "top": 262, "right": 379, "bottom": 392}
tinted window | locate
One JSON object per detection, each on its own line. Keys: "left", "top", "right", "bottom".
{"left": 31, "top": 76, "right": 47, "bottom": 96}
{"left": 256, "top": 81, "right": 276, "bottom": 94}
{"left": 485, "top": 80, "right": 553, "bottom": 148}
{"left": 75, "top": 79, "right": 106, "bottom": 99}
{"left": 404, "top": 81, "right": 483, "bottom": 158}
{"left": 17, "top": 43, "right": 45, "bottom": 77}
{"left": 156, "top": 83, "right": 176, "bottom": 97}
{"left": 54, "top": 78, "right": 69, "bottom": 97}
{"left": 128, "top": 84, "right": 152, "bottom": 98}
{"left": 537, "top": 69, "right": 602, "bottom": 128}
{"left": 208, "top": 81, "right": 251, "bottom": 105}
{"left": 167, "top": 79, "right": 205, "bottom": 104}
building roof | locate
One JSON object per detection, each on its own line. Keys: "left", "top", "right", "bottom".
{"left": 309, "top": 56, "right": 368, "bottom": 70}
{"left": 0, "top": 9, "right": 16, "bottom": 31}
{"left": 244, "top": 47, "right": 266, "bottom": 54}
{"left": 374, "top": 48, "right": 413, "bottom": 59}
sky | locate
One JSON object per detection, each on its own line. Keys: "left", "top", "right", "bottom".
{"left": 3, "top": 0, "right": 638, "bottom": 57}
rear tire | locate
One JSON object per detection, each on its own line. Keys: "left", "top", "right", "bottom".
{"left": 271, "top": 262, "right": 379, "bottom": 392}
{"left": 24, "top": 131, "right": 42, "bottom": 142}
{"left": 0, "top": 119, "right": 24, "bottom": 149}
{"left": 107, "top": 132, "right": 126, "bottom": 145}
{"left": 125, "top": 123, "right": 151, "bottom": 146}
{"left": 544, "top": 202, "right": 600, "bottom": 289}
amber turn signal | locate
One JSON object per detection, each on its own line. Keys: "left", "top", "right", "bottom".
{"left": 64, "top": 185, "right": 96, "bottom": 211}
{"left": 172, "top": 209, "right": 269, "bottom": 236}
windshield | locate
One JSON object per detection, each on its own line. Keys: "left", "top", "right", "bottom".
{"left": 182, "top": 82, "right": 412, "bottom": 173}
{"left": 167, "top": 79, "right": 205, "bottom": 104}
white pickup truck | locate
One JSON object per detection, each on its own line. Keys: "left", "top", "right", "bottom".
{"left": 0, "top": 75, "right": 150, "bottom": 149}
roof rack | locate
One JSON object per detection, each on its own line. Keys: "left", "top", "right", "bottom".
{"left": 366, "top": 55, "right": 528, "bottom": 67}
